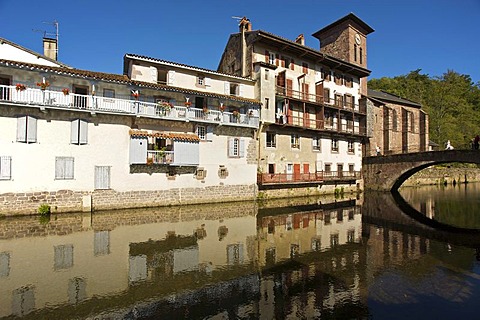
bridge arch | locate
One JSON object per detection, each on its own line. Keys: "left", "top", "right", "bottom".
{"left": 363, "top": 150, "right": 480, "bottom": 191}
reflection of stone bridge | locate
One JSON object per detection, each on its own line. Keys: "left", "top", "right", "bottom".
{"left": 363, "top": 150, "right": 480, "bottom": 191}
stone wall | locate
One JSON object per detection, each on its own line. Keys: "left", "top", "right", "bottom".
{"left": 402, "top": 167, "right": 480, "bottom": 187}
{"left": 0, "top": 184, "right": 257, "bottom": 216}
{"left": 258, "top": 182, "right": 360, "bottom": 200}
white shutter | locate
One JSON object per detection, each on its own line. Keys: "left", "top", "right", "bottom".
{"left": 238, "top": 84, "right": 244, "bottom": 96}
{"left": 16, "top": 116, "right": 26, "bottom": 142}
{"left": 26, "top": 116, "right": 37, "bottom": 143}
{"left": 315, "top": 70, "right": 321, "bottom": 82}
{"left": 70, "top": 119, "right": 79, "bottom": 144}
{"left": 150, "top": 66, "right": 158, "bottom": 83}
{"left": 95, "top": 166, "right": 111, "bottom": 189}
{"left": 167, "top": 70, "right": 175, "bottom": 85}
{"left": 224, "top": 81, "right": 230, "bottom": 94}
{"left": 204, "top": 77, "right": 211, "bottom": 87}
{"left": 206, "top": 126, "right": 213, "bottom": 141}
{"left": 239, "top": 139, "right": 245, "bottom": 158}
{"left": 228, "top": 138, "right": 234, "bottom": 157}
{"left": 79, "top": 120, "right": 88, "bottom": 144}
{"left": 65, "top": 157, "right": 74, "bottom": 179}
{"left": 0, "top": 156, "right": 12, "bottom": 180}
{"left": 55, "top": 157, "right": 65, "bottom": 179}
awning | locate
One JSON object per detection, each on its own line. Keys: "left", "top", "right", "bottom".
{"left": 129, "top": 129, "right": 200, "bottom": 142}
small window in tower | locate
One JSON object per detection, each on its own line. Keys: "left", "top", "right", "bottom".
{"left": 354, "top": 44, "right": 357, "bottom": 62}
{"left": 360, "top": 48, "right": 363, "bottom": 64}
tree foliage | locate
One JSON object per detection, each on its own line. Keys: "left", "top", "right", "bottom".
{"left": 369, "top": 70, "right": 480, "bottom": 149}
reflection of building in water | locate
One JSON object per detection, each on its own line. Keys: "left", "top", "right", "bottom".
{"left": 256, "top": 200, "right": 362, "bottom": 266}
{"left": 0, "top": 199, "right": 368, "bottom": 318}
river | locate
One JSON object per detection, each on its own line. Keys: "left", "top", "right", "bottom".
{"left": 1, "top": 184, "right": 480, "bottom": 319}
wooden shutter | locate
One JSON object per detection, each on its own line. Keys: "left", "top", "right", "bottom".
{"left": 290, "top": 59, "right": 294, "bottom": 70}
{"left": 206, "top": 126, "right": 214, "bottom": 141}
{"left": 65, "top": 157, "right": 74, "bottom": 179}
{"left": 281, "top": 56, "right": 285, "bottom": 68}
{"left": 71, "top": 119, "right": 79, "bottom": 144}
{"left": 27, "top": 116, "right": 37, "bottom": 143}
{"left": 204, "top": 77, "right": 211, "bottom": 87}
{"left": 275, "top": 54, "right": 279, "bottom": 66}
{"left": 16, "top": 116, "right": 26, "bottom": 142}
{"left": 265, "top": 50, "right": 269, "bottom": 63}
{"left": 238, "top": 84, "right": 244, "bottom": 96}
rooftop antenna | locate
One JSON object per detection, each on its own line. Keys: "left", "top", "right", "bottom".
{"left": 32, "top": 20, "right": 59, "bottom": 59}
{"left": 232, "top": 16, "right": 244, "bottom": 24}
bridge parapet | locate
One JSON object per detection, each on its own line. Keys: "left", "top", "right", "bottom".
{"left": 363, "top": 150, "right": 480, "bottom": 191}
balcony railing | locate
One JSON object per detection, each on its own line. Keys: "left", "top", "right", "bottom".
{"left": 277, "top": 115, "right": 366, "bottom": 136}
{"left": 0, "top": 85, "right": 259, "bottom": 128}
{"left": 147, "top": 150, "right": 174, "bottom": 164}
{"left": 257, "top": 171, "right": 361, "bottom": 185}
{"left": 275, "top": 86, "right": 366, "bottom": 114}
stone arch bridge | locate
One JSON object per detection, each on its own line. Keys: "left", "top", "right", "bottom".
{"left": 363, "top": 150, "right": 480, "bottom": 191}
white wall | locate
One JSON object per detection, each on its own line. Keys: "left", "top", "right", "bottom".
{"left": 0, "top": 42, "right": 61, "bottom": 67}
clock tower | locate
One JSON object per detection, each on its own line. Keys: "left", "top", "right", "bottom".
{"left": 312, "top": 13, "right": 374, "bottom": 69}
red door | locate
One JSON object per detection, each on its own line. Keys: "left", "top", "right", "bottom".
{"left": 303, "top": 163, "right": 309, "bottom": 181}
{"left": 294, "top": 164, "right": 301, "bottom": 181}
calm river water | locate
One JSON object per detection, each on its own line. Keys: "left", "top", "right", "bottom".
{"left": 2, "top": 184, "right": 480, "bottom": 319}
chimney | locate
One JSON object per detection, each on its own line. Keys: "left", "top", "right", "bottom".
{"left": 295, "top": 34, "right": 305, "bottom": 46}
{"left": 43, "top": 37, "right": 57, "bottom": 61}
{"left": 238, "top": 16, "right": 252, "bottom": 32}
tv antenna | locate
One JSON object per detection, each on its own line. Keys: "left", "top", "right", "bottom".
{"left": 32, "top": 20, "right": 59, "bottom": 59}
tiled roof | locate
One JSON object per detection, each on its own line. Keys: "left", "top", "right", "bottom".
{"left": 312, "top": 13, "right": 375, "bottom": 38}
{"left": 368, "top": 89, "right": 422, "bottom": 108}
{"left": 129, "top": 130, "right": 200, "bottom": 142}
{"left": 0, "top": 59, "right": 260, "bottom": 105}
{"left": 125, "top": 54, "right": 254, "bottom": 81}
{"left": 242, "top": 30, "right": 371, "bottom": 77}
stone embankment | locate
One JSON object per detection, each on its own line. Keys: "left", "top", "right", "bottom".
{"left": 402, "top": 167, "right": 480, "bottom": 187}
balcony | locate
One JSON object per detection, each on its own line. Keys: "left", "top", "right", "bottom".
{"left": 277, "top": 115, "right": 366, "bottom": 136}
{"left": 147, "top": 150, "right": 174, "bottom": 165}
{"left": 257, "top": 171, "right": 362, "bottom": 187}
{"left": 275, "top": 86, "right": 366, "bottom": 114}
{"left": 0, "top": 85, "right": 259, "bottom": 128}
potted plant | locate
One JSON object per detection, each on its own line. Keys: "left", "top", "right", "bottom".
{"left": 15, "top": 83, "right": 26, "bottom": 91}
{"left": 219, "top": 104, "right": 226, "bottom": 112}
{"left": 158, "top": 101, "right": 173, "bottom": 115}
{"left": 131, "top": 90, "right": 140, "bottom": 99}
{"left": 36, "top": 81, "right": 50, "bottom": 90}
{"left": 62, "top": 88, "right": 70, "bottom": 95}
{"left": 203, "top": 106, "right": 209, "bottom": 114}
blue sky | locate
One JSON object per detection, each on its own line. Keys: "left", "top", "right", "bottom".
{"left": 1, "top": 0, "right": 479, "bottom": 83}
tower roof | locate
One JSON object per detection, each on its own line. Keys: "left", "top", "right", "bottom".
{"left": 312, "top": 13, "right": 374, "bottom": 39}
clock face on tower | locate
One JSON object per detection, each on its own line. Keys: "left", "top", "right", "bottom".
{"left": 355, "top": 33, "right": 361, "bottom": 45}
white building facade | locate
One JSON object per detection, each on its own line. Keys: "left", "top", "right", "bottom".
{"left": 0, "top": 43, "right": 260, "bottom": 215}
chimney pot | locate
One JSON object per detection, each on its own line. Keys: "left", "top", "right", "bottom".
{"left": 295, "top": 34, "right": 305, "bottom": 46}
{"left": 239, "top": 17, "right": 252, "bottom": 32}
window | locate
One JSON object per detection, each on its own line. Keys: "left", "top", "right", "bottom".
{"left": 354, "top": 44, "right": 357, "bottom": 62}
{"left": 0, "top": 252, "right": 10, "bottom": 277}
{"left": 227, "top": 244, "right": 244, "bottom": 265}
{"left": 331, "top": 139, "right": 339, "bottom": 152}
{"left": 325, "top": 163, "right": 331, "bottom": 172}
{"left": 268, "top": 163, "right": 275, "bottom": 174}
{"left": 345, "top": 77, "right": 353, "bottom": 88}
{"left": 0, "top": 156, "right": 12, "bottom": 180}
{"left": 312, "top": 137, "right": 321, "bottom": 151}
{"left": 228, "top": 138, "right": 245, "bottom": 158}
{"left": 196, "top": 167, "right": 206, "bottom": 179}
{"left": 337, "top": 209, "right": 343, "bottom": 222}
{"left": 330, "top": 233, "right": 339, "bottom": 247}
{"left": 348, "top": 140, "right": 355, "bottom": 153}
{"left": 347, "top": 229, "right": 356, "bottom": 243}
{"left": 266, "top": 132, "right": 276, "bottom": 148}
{"left": 103, "top": 89, "right": 115, "bottom": 98}
{"left": 291, "top": 134, "right": 300, "bottom": 149}
{"left": 265, "top": 69, "right": 269, "bottom": 81}
{"left": 359, "top": 47, "right": 363, "bottom": 64}
{"left": 393, "top": 110, "right": 398, "bottom": 131}
{"left": 197, "top": 75, "right": 205, "bottom": 86}
{"left": 54, "top": 244, "right": 74, "bottom": 270}
{"left": 323, "top": 88, "right": 330, "bottom": 104}
{"left": 196, "top": 125, "right": 206, "bottom": 140}
{"left": 16, "top": 116, "right": 37, "bottom": 143}
{"left": 218, "top": 165, "right": 228, "bottom": 179}
{"left": 334, "top": 73, "right": 343, "bottom": 85}
{"left": 12, "top": 286, "right": 35, "bottom": 316}
{"left": 94, "top": 166, "right": 110, "bottom": 190}
{"left": 302, "top": 62, "right": 309, "bottom": 74}
{"left": 290, "top": 58, "right": 295, "bottom": 70}
{"left": 265, "top": 97, "right": 269, "bottom": 109}
{"left": 229, "top": 83, "right": 239, "bottom": 96}
{"left": 94, "top": 231, "right": 110, "bottom": 256}
{"left": 349, "top": 164, "right": 355, "bottom": 173}
{"left": 68, "top": 277, "right": 87, "bottom": 304}
{"left": 269, "top": 53, "right": 275, "bottom": 65}
{"left": 323, "top": 68, "right": 331, "bottom": 81}
{"left": 70, "top": 119, "right": 88, "bottom": 145}
{"left": 55, "top": 157, "right": 74, "bottom": 180}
